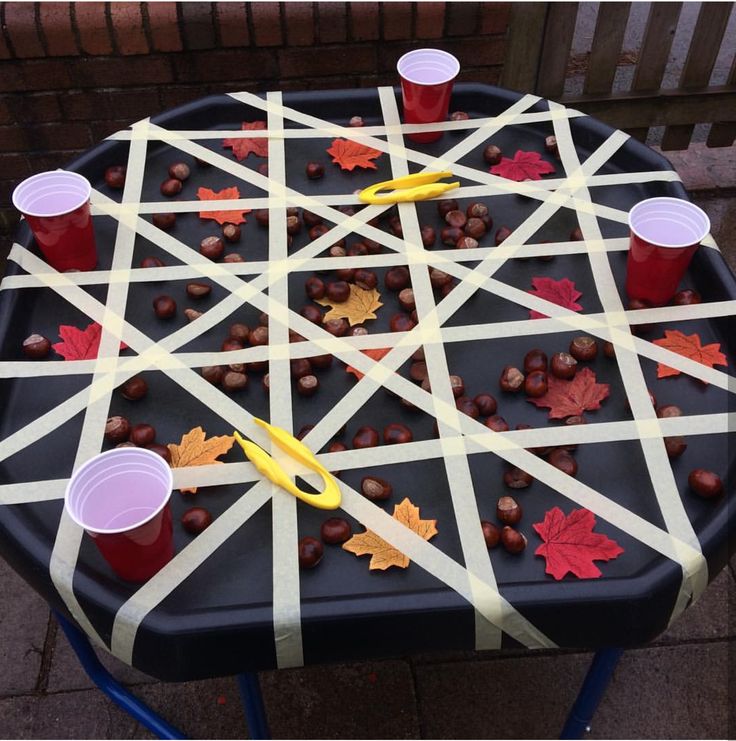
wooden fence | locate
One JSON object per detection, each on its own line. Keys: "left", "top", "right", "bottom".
{"left": 501, "top": 2, "right": 736, "bottom": 149}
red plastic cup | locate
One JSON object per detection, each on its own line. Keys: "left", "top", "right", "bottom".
{"left": 397, "top": 48, "right": 460, "bottom": 144}
{"left": 65, "top": 448, "right": 174, "bottom": 582}
{"left": 12, "top": 170, "right": 97, "bottom": 272}
{"left": 626, "top": 197, "right": 710, "bottom": 306}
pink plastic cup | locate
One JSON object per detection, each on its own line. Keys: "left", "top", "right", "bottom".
{"left": 626, "top": 197, "right": 710, "bottom": 306}
{"left": 397, "top": 48, "right": 460, "bottom": 144}
{"left": 12, "top": 170, "right": 97, "bottom": 272}
{"left": 65, "top": 448, "right": 174, "bottom": 582}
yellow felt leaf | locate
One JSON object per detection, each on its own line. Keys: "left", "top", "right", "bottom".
{"left": 167, "top": 426, "right": 235, "bottom": 493}
{"left": 315, "top": 284, "right": 383, "bottom": 326}
{"left": 342, "top": 497, "right": 438, "bottom": 570}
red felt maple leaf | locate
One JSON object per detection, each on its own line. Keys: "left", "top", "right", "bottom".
{"left": 533, "top": 507, "right": 624, "bottom": 580}
{"left": 652, "top": 330, "right": 728, "bottom": 379}
{"left": 326, "top": 138, "right": 382, "bottom": 171}
{"left": 346, "top": 348, "right": 392, "bottom": 380}
{"left": 528, "top": 276, "right": 582, "bottom": 319}
{"left": 197, "top": 186, "right": 250, "bottom": 226}
{"left": 490, "top": 150, "right": 556, "bottom": 181}
{"left": 222, "top": 121, "right": 269, "bottom": 160}
{"left": 527, "top": 367, "right": 610, "bottom": 419}
{"left": 52, "top": 322, "right": 128, "bottom": 360}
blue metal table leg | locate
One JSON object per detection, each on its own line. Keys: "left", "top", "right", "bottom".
{"left": 560, "top": 647, "right": 624, "bottom": 739}
{"left": 53, "top": 611, "right": 187, "bottom": 740}
{"left": 237, "top": 672, "right": 270, "bottom": 739}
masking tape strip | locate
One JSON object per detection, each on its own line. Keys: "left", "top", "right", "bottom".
{"left": 380, "top": 86, "right": 504, "bottom": 650}
{"left": 550, "top": 103, "right": 707, "bottom": 614}
{"left": 265, "top": 92, "right": 305, "bottom": 670}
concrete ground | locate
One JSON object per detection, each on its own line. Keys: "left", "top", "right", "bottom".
{"left": 1, "top": 146, "right": 735, "bottom": 739}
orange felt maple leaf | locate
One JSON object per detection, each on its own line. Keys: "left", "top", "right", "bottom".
{"left": 197, "top": 186, "right": 251, "bottom": 225}
{"left": 315, "top": 284, "right": 383, "bottom": 325}
{"left": 222, "top": 121, "right": 269, "bottom": 160}
{"left": 52, "top": 322, "right": 128, "bottom": 360}
{"left": 652, "top": 330, "right": 728, "bottom": 379}
{"left": 346, "top": 348, "right": 392, "bottom": 380}
{"left": 326, "top": 138, "right": 382, "bottom": 171}
{"left": 342, "top": 497, "right": 438, "bottom": 570}
{"left": 167, "top": 426, "right": 235, "bottom": 494}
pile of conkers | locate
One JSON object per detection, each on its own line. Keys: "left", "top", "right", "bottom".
{"left": 298, "top": 516, "right": 353, "bottom": 569}
{"left": 481, "top": 495, "right": 527, "bottom": 554}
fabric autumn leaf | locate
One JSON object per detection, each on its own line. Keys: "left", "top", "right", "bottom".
{"left": 652, "top": 330, "right": 727, "bottom": 379}
{"left": 533, "top": 507, "right": 624, "bottom": 580}
{"left": 197, "top": 186, "right": 251, "bottom": 226}
{"left": 342, "top": 497, "right": 438, "bottom": 570}
{"left": 168, "top": 426, "right": 235, "bottom": 494}
{"left": 326, "top": 138, "right": 382, "bottom": 171}
{"left": 315, "top": 285, "right": 383, "bottom": 326}
{"left": 346, "top": 348, "right": 392, "bottom": 380}
{"left": 222, "top": 121, "right": 269, "bottom": 160}
{"left": 490, "top": 150, "right": 556, "bottom": 181}
{"left": 53, "top": 322, "right": 128, "bottom": 360}
{"left": 527, "top": 367, "right": 610, "bottom": 419}
{"left": 528, "top": 276, "right": 583, "bottom": 319}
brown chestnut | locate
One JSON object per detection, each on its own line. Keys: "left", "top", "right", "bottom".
{"left": 524, "top": 370, "right": 548, "bottom": 398}
{"left": 222, "top": 223, "right": 241, "bottom": 242}
{"left": 464, "top": 218, "right": 486, "bottom": 240}
{"left": 153, "top": 295, "right": 176, "bottom": 319}
{"left": 130, "top": 423, "right": 156, "bottom": 447}
{"left": 437, "top": 199, "right": 459, "bottom": 218}
{"left": 440, "top": 226, "right": 464, "bottom": 246}
{"left": 152, "top": 212, "right": 176, "bottom": 231}
{"left": 120, "top": 375, "right": 148, "bottom": 401}
{"left": 320, "top": 517, "right": 352, "bottom": 544}
{"left": 140, "top": 256, "right": 165, "bottom": 268}
{"left": 550, "top": 352, "right": 577, "bottom": 380}
{"left": 160, "top": 178, "right": 182, "bottom": 197}
{"left": 296, "top": 374, "right": 319, "bottom": 397}
{"left": 201, "top": 365, "right": 224, "bottom": 385}
{"left": 474, "top": 393, "right": 497, "bottom": 417}
{"left": 354, "top": 269, "right": 378, "bottom": 291}
{"left": 398, "top": 288, "right": 416, "bottom": 313}
{"left": 664, "top": 436, "right": 687, "bottom": 459}
{"left": 249, "top": 326, "right": 269, "bottom": 346}
{"left": 688, "top": 469, "right": 723, "bottom": 498}
{"left": 326, "top": 281, "right": 350, "bottom": 303}
{"left": 495, "top": 226, "right": 512, "bottom": 245}
{"left": 305, "top": 276, "right": 326, "bottom": 300}
{"left": 445, "top": 209, "right": 467, "bottom": 228}
{"left": 485, "top": 415, "right": 509, "bottom": 433}
{"left": 105, "top": 415, "right": 131, "bottom": 444}
{"left": 353, "top": 426, "right": 380, "bottom": 449}
{"left": 545, "top": 135, "right": 558, "bottom": 156}
{"left": 501, "top": 526, "right": 527, "bottom": 554}
{"left": 385, "top": 266, "right": 411, "bottom": 292}
{"left": 657, "top": 404, "right": 682, "bottom": 419}
{"left": 481, "top": 520, "right": 501, "bottom": 548}
{"left": 168, "top": 162, "right": 190, "bottom": 181}
{"left": 361, "top": 476, "right": 392, "bottom": 501}
{"left": 456, "top": 236, "right": 479, "bottom": 250}
{"left": 222, "top": 370, "right": 248, "bottom": 392}
{"left": 421, "top": 225, "right": 436, "bottom": 247}
{"left": 301, "top": 304, "right": 323, "bottom": 325}
{"left": 503, "top": 467, "right": 533, "bottom": 489}
{"left": 673, "top": 289, "right": 702, "bottom": 306}
{"left": 456, "top": 397, "right": 480, "bottom": 419}
{"left": 548, "top": 448, "right": 578, "bottom": 477}
{"left": 221, "top": 338, "right": 244, "bottom": 353}
{"left": 22, "top": 334, "right": 51, "bottom": 359}
{"left": 390, "top": 313, "right": 415, "bottom": 333}
{"left": 523, "top": 348, "right": 548, "bottom": 374}
{"left": 298, "top": 536, "right": 323, "bottom": 568}
{"left": 306, "top": 162, "right": 325, "bottom": 179}
{"left": 186, "top": 282, "right": 212, "bottom": 299}
{"left": 499, "top": 365, "right": 524, "bottom": 393}
{"left": 104, "top": 165, "right": 126, "bottom": 189}
{"left": 323, "top": 318, "right": 349, "bottom": 337}
{"left": 482, "top": 144, "right": 502, "bottom": 165}
{"left": 200, "top": 235, "right": 225, "bottom": 261}
{"left": 383, "top": 423, "right": 413, "bottom": 445}
{"left": 146, "top": 443, "right": 172, "bottom": 464}
{"left": 227, "top": 322, "right": 250, "bottom": 343}
{"left": 569, "top": 336, "right": 598, "bottom": 362}
{"left": 181, "top": 507, "right": 212, "bottom": 534}
{"left": 496, "top": 495, "right": 522, "bottom": 525}
{"left": 222, "top": 252, "right": 244, "bottom": 264}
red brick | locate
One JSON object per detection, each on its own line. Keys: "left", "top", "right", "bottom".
{"left": 0, "top": 59, "right": 71, "bottom": 92}
{"left": 72, "top": 56, "right": 173, "bottom": 87}
{"left": 382, "top": 2, "right": 413, "bottom": 41}
{"left": 250, "top": 3, "right": 282, "bottom": 47}
{"left": 0, "top": 124, "right": 29, "bottom": 151}
{"left": 279, "top": 44, "right": 376, "bottom": 79}
{"left": 279, "top": 75, "right": 360, "bottom": 92}
{"left": 446, "top": 2, "right": 478, "bottom": 36}
{"left": 74, "top": 2, "right": 113, "bottom": 55}
{"left": 27, "top": 150, "right": 85, "bottom": 172}
{"left": 0, "top": 24, "right": 11, "bottom": 59}
{"left": 28, "top": 122, "right": 92, "bottom": 150}
{"left": 479, "top": 3, "right": 511, "bottom": 36}
{"left": 349, "top": 3, "right": 379, "bottom": 41}
{"left": 318, "top": 3, "right": 347, "bottom": 43}
{"left": 158, "top": 84, "right": 213, "bottom": 110}
{"left": 4, "top": 2, "right": 45, "bottom": 58}
{"left": 415, "top": 2, "right": 445, "bottom": 39}
{"left": 147, "top": 2, "right": 183, "bottom": 52}
{"left": 180, "top": 2, "right": 216, "bottom": 50}
{"left": 102, "top": 88, "right": 163, "bottom": 119}
{"left": 284, "top": 3, "right": 314, "bottom": 46}
{"left": 358, "top": 72, "right": 398, "bottom": 88}
{"left": 7, "top": 92, "right": 61, "bottom": 122}
{"left": 90, "top": 120, "right": 132, "bottom": 140}
{"left": 0, "top": 98, "right": 12, "bottom": 124}
{"left": 0, "top": 153, "right": 33, "bottom": 179}
{"left": 216, "top": 2, "right": 250, "bottom": 47}
{"left": 39, "top": 3, "right": 78, "bottom": 56}
{"left": 110, "top": 3, "right": 149, "bottom": 55}
{"left": 172, "top": 49, "right": 278, "bottom": 83}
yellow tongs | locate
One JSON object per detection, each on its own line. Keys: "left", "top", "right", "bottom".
{"left": 233, "top": 418, "right": 341, "bottom": 510}
{"left": 358, "top": 171, "right": 459, "bottom": 205}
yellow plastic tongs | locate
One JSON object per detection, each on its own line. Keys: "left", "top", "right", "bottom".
{"left": 233, "top": 418, "right": 341, "bottom": 510}
{"left": 358, "top": 171, "right": 459, "bottom": 205}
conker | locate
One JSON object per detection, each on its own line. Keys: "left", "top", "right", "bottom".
{"left": 523, "top": 348, "right": 548, "bottom": 373}
{"left": 496, "top": 496, "right": 522, "bottom": 525}
{"left": 326, "top": 281, "right": 350, "bottom": 303}
{"left": 355, "top": 269, "right": 378, "bottom": 291}
{"left": 104, "top": 165, "right": 126, "bottom": 189}
{"left": 437, "top": 199, "right": 459, "bottom": 218}
{"left": 499, "top": 365, "right": 524, "bottom": 393}
{"left": 495, "top": 226, "right": 512, "bottom": 245}
{"left": 160, "top": 178, "right": 182, "bottom": 197}
{"left": 140, "top": 256, "right": 165, "bottom": 268}
{"left": 353, "top": 425, "right": 380, "bottom": 449}
{"left": 483, "top": 144, "right": 502, "bottom": 165}
{"left": 688, "top": 469, "right": 723, "bottom": 498}
{"left": 147, "top": 443, "right": 172, "bottom": 464}
{"left": 548, "top": 448, "right": 578, "bottom": 477}
{"left": 398, "top": 288, "right": 416, "bottom": 312}
{"left": 306, "top": 162, "right": 325, "bottom": 179}
{"left": 181, "top": 507, "right": 212, "bottom": 534}
{"left": 105, "top": 415, "right": 131, "bottom": 444}
{"left": 525, "top": 370, "right": 548, "bottom": 397}
{"left": 249, "top": 326, "right": 269, "bottom": 346}
{"left": 673, "top": 289, "right": 702, "bottom": 306}
{"left": 120, "top": 375, "right": 148, "bottom": 401}
{"left": 550, "top": 352, "right": 577, "bottom": 380}
{"left": 657, "top": 404, "right": 682, "bottom": 418}
{"left": 481, "top": 520, "right": 501, "bottom": 548}
{"left": 222, "top": 370, "right": 248, "bottom": 392}
{"left": 201, "top": 366, "right": 224, "bottom": 385}
{"left": 321, "top": 517, "right": 352, "bottom": 544}
{"left": 297, "top": 375, "right": 319, "bottom": 397}
{"left": 361, "top": 476, "right": 392, "bottom": 501}
{"left": 298, "top": 536, "right": 323, "bottom": 568}
{"left": 421, "top": 225, "right": 436, "bottom": 247}
{"left": 152, "top": 213, "right": 176, "bottom": 231}
{"left": 464, "top": 218, "right": 486, "bottom": 240}
{"left": 485, "top": 415, "right": 509, "bottom": 432}
{"left": 153, "top": 295, "right": 177, "bottom": 319}
{"left": 501, "top": 527, "right": 527, "bottom": 554}
{"left": 474, "top": 393, "right": 497, "bottom": 416}
{"left": 383, "top": 423, "right": 413, "bottom": 445}
{"left": 22, "top": 334, "right": 51, "bottom": 359}
{"left": 222, "top": 223, "right": 241, "bottom": 242}
{"left": 323, "top": 318, "right": 349, "bottom": 337}
{"left": 385, "top": 266, "right": 411, "bottom": 292}
{"left": 569, "top": 336, "right": 598, "bottom": 362}
{"left": 186, "top": 282, "right": 212, "bottom": 299}
{"left": 130, "top": 423, "right": 156, "bottom": 447}
{"left": 503, "top": 467, "right": 533, "bottom": 489}
{"left": 390, "top": 313, "right": 415, "bottom": 333}
{"left": 445, "top": 209, "right": 467, "bottom": 228}
{"left": 200, "top": 236, "right": 225, "bottom": 261}
{"left": 664, "top": 436, "right": 687, "bottom": 459}
{"left": 168, "top": 162, "right": 191, "bottom": 181}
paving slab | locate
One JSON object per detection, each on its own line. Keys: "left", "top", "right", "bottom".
{"left": 0, "top": 558, "right": 50, "bottom": 696}
{"left": 258, "top": 659, "right": 420, "bottom": 739}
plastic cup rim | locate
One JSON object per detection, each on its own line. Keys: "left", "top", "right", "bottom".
{"left": 397, "top": 48, "right": 460, "bottom": 86}
{"left": 628, "top": 196, "right": 710, "bottom": 249}
{"left": 64, "top": 447, "right": 173, "bottom": 535}
{"left": 12, "top": 170, "right": 91, "bottom": 219}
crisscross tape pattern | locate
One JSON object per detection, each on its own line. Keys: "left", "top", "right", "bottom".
{"left": 1, "top": 87, "right": 733, "bottom": 669}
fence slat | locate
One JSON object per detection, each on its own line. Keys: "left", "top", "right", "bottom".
{"left": 583, "top": 2, "right": 632, "bottom": 96}
{"left": 536, "top": 2, "right": 579, "bottom": 99}
{"left": 627, "top": 2, "right": 683, "bottom": 141}
{"left": 501, "top": 3, "right": 549, "bottom": 93}
{"left": 707, "top": 35, "right": 736, "bottom": 147}
{"left": 661, "top": 2, "right": 734, "bottom": 150}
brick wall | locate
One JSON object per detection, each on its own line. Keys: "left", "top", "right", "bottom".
{"left": 0, "top": 1, "right": 510, "bottom": 237}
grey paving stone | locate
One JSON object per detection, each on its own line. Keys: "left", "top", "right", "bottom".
{"left": 0, "top": 557, "right": 50, "bottom": 696}
{"left": 47, "top": 618, "right": 157, "bottom": 693}
{"left": 656, "top": 567, "right": 734, "bottom": 643}
{"left": 587, "top": 642, "right": 730, "bottom": 739}
{"left": 259, "top": 660, "right": 420, "bottom": 739}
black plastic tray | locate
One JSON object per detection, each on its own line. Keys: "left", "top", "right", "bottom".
{"left": 1, "top": 84, "right": 734, "bottom": 681}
